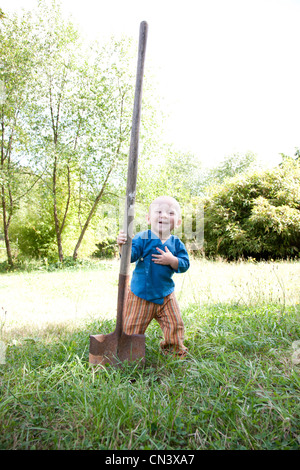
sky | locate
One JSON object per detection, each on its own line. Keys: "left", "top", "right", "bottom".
{"left": 2, "top": 0, "right": 300, "bottom": 168}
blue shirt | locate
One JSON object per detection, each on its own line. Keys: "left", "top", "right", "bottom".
{"left": 130, "top": 230, "right": 190, "bottom": 304}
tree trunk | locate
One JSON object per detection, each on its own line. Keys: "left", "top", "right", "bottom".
{"left": 53, "top": 198, "right": 64, "bottom": 262}
{"left": 72, "top": 164, "right": 114, "bottom": 260}
{"left": 1, "top": 187, "right": 13, "bottom": 268}
{"left": 1, "top": 119, "right": 13, "bottom": 268}
{"left": 52, "top": 152, "right": 64, "bottom": 262}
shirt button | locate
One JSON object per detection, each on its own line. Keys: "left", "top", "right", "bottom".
{"left": 140, "top": 257, "right": 144, "bottom": 261}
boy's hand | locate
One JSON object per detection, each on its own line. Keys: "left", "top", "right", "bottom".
{"left": 152, "top": 247, "right": 179, "bottom": 270}
{"left": 117, "top": 230, "right": 127, "bottom": 252}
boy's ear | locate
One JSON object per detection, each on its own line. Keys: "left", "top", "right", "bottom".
{"left": 146, "top": 213, "right": 151, "bottom": 225}
{"left": 175, "top": 218, "right": 182, "bottom": 228}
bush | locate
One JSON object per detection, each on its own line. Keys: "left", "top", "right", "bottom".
{"left": 203, "top": 158, "right": 300, "bottom": 260}
{"left": 11, "top": 222, "right": 57, "bottom": 260}
{"left": 92, "top": 238, "right": 118, "bottom": 258}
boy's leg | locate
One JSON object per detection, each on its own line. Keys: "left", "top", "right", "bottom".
{"left": 154, "top": 293, "right": 188, "bottom": 356}
{"left": 123, "top": 290, "right": 155, "bottom": 335}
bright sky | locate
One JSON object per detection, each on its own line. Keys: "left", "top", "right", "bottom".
{"left": 2, "top": 0, "right": 300, "bottom": 168}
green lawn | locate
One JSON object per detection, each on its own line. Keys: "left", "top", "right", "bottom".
{"left": 0, "top": 259, "right": 299, "bottom": 450}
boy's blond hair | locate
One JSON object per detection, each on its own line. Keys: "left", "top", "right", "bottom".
{"left": 149, "top": 196, "right": 181, "bottom": 217}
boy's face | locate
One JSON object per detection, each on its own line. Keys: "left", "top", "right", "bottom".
{"left": 146, "top": 197, "right": 181, "bottom": 237}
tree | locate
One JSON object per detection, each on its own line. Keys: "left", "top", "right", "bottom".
{"left": 23, "top": 0, "right": 84, "bottom": 262}
{"left": 135, "top": 145, "right": 203, "bottom": 206}
{"left": 206, "top": 151, "right": 258, "bottom": 187}
{"left": 0, "top": 1, "right": 180, "bottom": 264}
{"left": 72, "top": 38, "right": 136, "bottom": 259}
{"left": 22, "top": 1, "right": 137, "bottom": 262}
{"left": 0, "top": 11, "right": 39, "bottom": 267}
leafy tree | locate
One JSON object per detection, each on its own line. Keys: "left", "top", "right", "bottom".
{"left": 71, "top": 37, "right": 136, "bottom": 259}
{"left": 21, "top": 1, "right": 138, "bottom": 261}
{"left": 24, "top": 0, "right": 86, "bottom": 262}
{"left": 136, "top": 145, "right": 203, "bottom": 206}
{"left": 205, "top": 151, "right": 259, "bottom": 188}
{"left": 0, "top": 10, "right": 40, "bottom": 267}
{"left": 1, "top": 0, "right": 162, "bottom": 263}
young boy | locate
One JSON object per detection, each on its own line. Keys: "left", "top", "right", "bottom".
{"left": 117, "top": 195, "right": 190, "bottom": 356}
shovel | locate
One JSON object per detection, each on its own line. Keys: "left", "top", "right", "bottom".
{"left": 89, "top": 21, "right": 148, "bottom": 366}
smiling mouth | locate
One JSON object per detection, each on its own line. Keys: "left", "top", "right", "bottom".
{"left": 158, "top": 221, "right": 170, "bottom": 229}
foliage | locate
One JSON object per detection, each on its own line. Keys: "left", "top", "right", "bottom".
{"left": 136, "top": 145, "right": 204, "bottom": 207}
{"left": 207, "top": 151, "right": 259, "bottom": 185}
{"left": 187, "top": 152, "right": 260, "bottom": 197}
{"left": 203, "top": 157, "right": 300, "bottom": 260}
{"left": 0, "top": 1, "right": 164, "bottom": 264}
{"left": 14, "top": 223, "right": 57, "bottom": 260}
{"left": 25, "top": 1, "right": 138, "bottom": 262}
{"left": 1, "top": 1, "right": 298, "bottom": 265}
{"left": 93, "top": 238, "right": 119, "bottom": 259}
{"left": 0, "top": 9, "right": 40, "bottom": 266}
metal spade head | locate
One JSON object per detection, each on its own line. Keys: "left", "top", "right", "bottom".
{"left": 89, "top": 272, "right": 146, "bottom": 367}
{"left": 89, "top": 331, "right": 145, "bottom": 366}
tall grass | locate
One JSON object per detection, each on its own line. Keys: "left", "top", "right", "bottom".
{"left": 1, "top": 258, "right": 299, "bottom": 337}
{"left": 0, "top": 259, "right": 299, "bottom": 449}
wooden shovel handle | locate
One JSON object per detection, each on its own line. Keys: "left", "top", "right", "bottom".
{"left": 116, "top": 22, "right": 148, "bottom": 336}
{"left": 120, "top": 21, "right": 148, "bottom": 277}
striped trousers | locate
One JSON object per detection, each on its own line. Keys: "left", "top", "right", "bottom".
{"left": 123, "top": 290, "right": 187, "bottom": 355}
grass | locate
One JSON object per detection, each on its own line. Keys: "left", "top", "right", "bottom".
{"left": 0, "top": 259, "right": 299, "bottom": 450}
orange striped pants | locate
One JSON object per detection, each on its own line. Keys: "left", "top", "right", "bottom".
{"left": 123, "top": 290, "right": 187, "bottom": 355}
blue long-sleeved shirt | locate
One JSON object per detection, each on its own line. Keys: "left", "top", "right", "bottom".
{"left": 130, "top": 230, "right": 190, "bottom": 304}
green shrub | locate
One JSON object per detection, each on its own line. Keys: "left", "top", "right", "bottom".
{"left": 92, "top": 238, "right": 118, "bottom": 258}
{"left": 11, "top": 222, "right": 57, "bottom": 260}
{"left": 203, "top": 158, "right": 300, "bottom": 260}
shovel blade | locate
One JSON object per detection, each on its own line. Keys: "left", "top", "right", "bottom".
{"left": 89, "top": 331, "right": 145, "bottom": 366}
{"left": 89, "top": 332, "right": 119, "bottom": 366}
{"left": 117, "top": 332, "right": 145, "bottom": 364}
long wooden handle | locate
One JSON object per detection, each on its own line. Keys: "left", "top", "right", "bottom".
{"left": 116, "top": 21, "right": 148, "bottom": 335}
{"left": 120, "top": 21, "right": 148, "bottom": 276}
